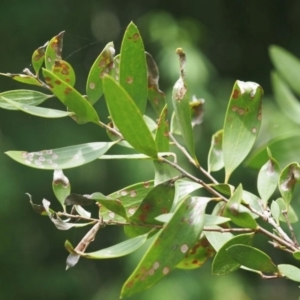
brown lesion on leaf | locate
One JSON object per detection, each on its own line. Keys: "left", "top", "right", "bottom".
{"left": 50, "top": 31, "right": 64, "bottom": 59}
{"left": 126, "top": 76, "right": 134, "bottom": 84}
{"left": 232, "top": 89, "right": 240, "bottom": 99}
{"left": 64, "top": 87, "right": 72, "bottom": 95}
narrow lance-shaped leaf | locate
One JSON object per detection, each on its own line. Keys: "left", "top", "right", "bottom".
{"left": 103, "top": 75, "right": 157, "bottom": 158}
{"left": 269, "top": 45, "right": 300, "bottom": 97}
{"left": 86, "top": 42, "right": 115, "bottom": 105}
{"left": 52, "top": 169, "right": 71, "bottom": 210}
{"left": 110, "top": 54, "right": 120, "bottom": 81}
{"left": 121, "top": 196, "right": 208, "bottom": 298}
{"left": 124, "top": 180, "right": 175, "bottom": 238}
{"left": 257, "top": 148, "right": 280, "bottom": 206}
{"left": 45, "top": 31, "right": 64, "bottom": 70}
{"left": 146, "top": 52, "right": 166, "bottom": 115}
{"left": 52, "top": 60, "right": 76, "bottom": 87}
{"left": 32, "top": 41, "right": 48, "bottom": 75}
{"left": 227, "top": 245, "right": 278, "bottom": 273}
{"left": 271, "top": 71, "right": 300, "bottom": 125}
{"left": 172, "top": 48, "right": 198, "bottom": 166}
{"left": 0, "top": 73, "right": 43, "bottom": 87}
{"left": 1, "top": 96, "right": 72, "bottom": 118}
{"left": 212, "top": 233, "right": 254, "bottom": 275}
{"left": 0, "top": 90, "right": 52, "bottom": 110}
{"left": 207, "top": 129, "right": 224, "bottom": 173}
{"left": 120, "top": 22, "right": 148, "bottom": 113}
{"left": 278, "top": 162, "right": 300, "bottom": 206}
{"left": 6, "top": 142, "right": 115, "bottom": 170}
{"left": 223, "top": 80, "right": 263, "bottom": 182}
{"left": 42, "top": 68, "right": 99, "bottom": 124}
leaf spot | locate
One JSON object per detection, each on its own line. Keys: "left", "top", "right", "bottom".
{"left": 162, "top": 267, "right": 170, "bottom": 275}
{"left": 252, "top": 127, "right": 257, "bottom": 134}
{"left": 148, "top": 268, "right": 155, "bottom": 276}
{"left": 130, "top": 190, "right": 137, "bottom": 197}
{"left": 52, "top": 154, "right": 58, "bottom": 159}
{"left": 128, "top": 208, "right": 136, "bottom": 215}
{"left": 133, "top": 33, "right": 140, "bottom": 40}
{"left": 25, "top": 159, "right": 32, "bottom": 165}
{"left": 232, "top": 89, "right": 239, "bottom": 99}
{"left": 180, "top": 244, "right": 189, "bottom": 253}
{"left": 143, "top": 181, "right": 150, "bottom": 188}
{"left": 238, "top": 108, "right": 245, "bottom": 115}
{"left": 47, "top": 57, "right": 52, "bottom": 63}
{"left": 89, "top": 82, "right": 95, "bottom": 90}
{"left": 153, "top": 262, "right": 160, "bottom": 270}
{"left": 231, "top": 105, "right": 238, "bottom": 112}
{"left": 120, "top": 190, "right": 128, "bottom": 196}
{"left": 126, "top": 76, "right": 133, "bottom": 84}
{"left": 46, "top": 150, "right": 53, "bottom": 155}
{"left": 108, "top": 211, "right": 115, "bottom": 218}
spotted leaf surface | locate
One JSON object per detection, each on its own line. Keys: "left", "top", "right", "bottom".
{"left": 52, "top": 60, "right": 76, "bottom": 87}
{"left": 103, "top": 75, "right": 157, "bottom": 158}
{"left": 146, "top": 52, "right": 165, "bottom": 115}
{"left": 99, "top": 181, "right": 155, "bottom": 223}
{"left": 0, "top": 73, "right": 43, "bottom": 86}
{"left": 0, "top": 89, "right": 52, "bottom": 110}
{"left": 42, "top": 69, "right": 99, "bottom": 124}
{"left": 121, "top": 196, "right": 207, "bottom": 298}
{"left": 207, "top": 129, "right": 224, "bottom": 173}
{"left": 45, "top": 31, "right": 64, "bottom": 70}
{"left": 278, "top": 162, "right": 300, "bottom": 206}
{"left": 6, "top": 142, "right": 115, "bottom": 170}
{"left": 172, "top": 49, "right": 198, "bottom": 165}
{"left": 31, "top": 41, "right": 47, "bottom": 75}
{"left": 86, "top": 42, "right": 115, "bottom": 105}
{"left": 110, "top": 54, "right": 120, "bottom": 81}
{"left": 212, "top": 233, "right": 254, "bottom": 275}
{"left": 119, "top": 22, "right": 148, "bottom": 114}
{"left": 227, "top": 245, "right": 278, "bottom": 273}
{"left": 223, "top": 80, "right": 263, "bottom": 182}
{"left": 124, "top": 180, "right": 175, "bottom": 238}
{"left": 257, "top": 148, "right": 280, "bottom": 206}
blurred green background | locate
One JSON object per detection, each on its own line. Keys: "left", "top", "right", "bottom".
{"left": 1, "top": 0, "right": 300, "bottom": 299}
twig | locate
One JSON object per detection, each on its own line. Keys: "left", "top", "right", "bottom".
{"left": 98, "top": 121, "right": 124, "bottom": 139}
{"left": 203, "top": 227, "right": 255, "bottom": 233}
{"left": 282, "top": 210, "right": 299, "bottom": 247}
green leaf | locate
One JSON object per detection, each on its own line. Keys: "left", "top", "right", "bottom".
{"left": 100, "top": 181, "right": 155, "bottom": 222}
{"left": 45, "top": 31, "right": 64, "bottom": 70}
{"left": 212, "top": 233, "right": 254, "bottom": 275}
{"left": 172, "top": 48, "right": 198, "bottom": 165}
{"left": 227, "top": 245, "right": 278, "bottom": 273}
{"left": 176, "top": 236, "right": 215, "bottom": 269}
{"left": 146, "top": 52, "right": 166, "bottom": 115}
{"left": 257, "top": 148, "right": 280, "bottom": 206}
{"left": 1, "top": 96, "right": 71, "bottom": 118}
{"left": 278, "top": 264, "right": 300, "bottom": 282}
{"left": 271, "top": 71, "right": 300, "bottom": 125}
{"left": 124, "top": 180, "right": 175, "bottom": 237}
{"left": 204, "top": 227, "right": 234, "bottom": 251}
{"left": 0, "top": 73, "right": 43, "bottom": 87}
{"left": 0, "top": 89, "right": 52, "bottom": 110}
{"left": 247, "top": 134, "right": 300, "bottom": 169}
{"left": 42, "top": 68, "right": 99, "bottom": 124}
{"left": 121, "top": 196, "right": 208, "bottom": 298}
{"left": 204, "top": 215, "right": 231, "bottom": 226}
{"left": 52, "top": 169, "right": 70, "bottom": 210}
{"left": 269, "top": 45, "right": 300, "bottom": 96}
{"left": 174, "top": 179, "right": 202, "bottom": 206}
{"left": 103, "top": 75, "right": 157, "bottom": 157}
{"left": 120, "top": 22, "right": 147, "bottom": 113}
{"left": 52, "top": 60, "right": 76, "bottom": 87}
{"left": 223, "top": 80, "right": 263, "bottom": 182}
{"left": 207, "top": 129, "right": 224, "bottom": 173}
{"left": 224, "top": 184, "right": 257, "bottom": 229}
{"left": 275, "top": 198, "right": 298, "bottom": 223}
{"left": 278, "top": 162, "right": 300, "bottom": 206}
{"left": 86, "top": 42, "right": 115, "bottom": 105}
{"left": 293, "top": 252, "right": 300, "bottom": 260}
{"left": 110, "top": 54, "right": 120, "bottom": 81}
{"left": 270, "top": 200, "right": 280, "bottom": 224}
{"left": 31, "top": 41, "right": 47, "bottom": 75}
{"left": 6, "top": 142, "right": 115, "bottom": 170}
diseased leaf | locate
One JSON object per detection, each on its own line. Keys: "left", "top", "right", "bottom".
{"left": 32, "top": 41, "right": 48, "bottom": 75}
{"left": 172, "top": 48, "right": 198, "bottom": 165}
{"left": 212, "top": 233, "right": 254, "bottom": 275}
{"left": 0, "top": 89, "right": 52, "bottom": 110}
{"left": 227, "top": 245, "right": 278, "bottom": 273}
{"left": 146, "top": 52, "right": 166, "bottom": 115}
{"left": 0, "top": 73, "right": 43, "bottom": 87}
{"left": 190, "top": 96, "right": 205, "bottom": 127}
{"left": 103, "top": 75, "right": 157, "bottom": 157}
{"left": 52, "top": 169, "right": 70, "bottom": 209}
{"left": 6, "top": 142, "right": 115, "bottom": 170}
{"left": 52, "top": 60, "right": 76, "bottom": 87}
{"left": 223, "top": 80, "right": 263, "bottom": 182}
{"left": 120, "top": 22, "right": 147, "bottom": 113}
{"left": 278, "top": 264, "right": 300, "bottom": 282}
{"left": 110, "top": 54, "right": 120, "bottom": 81}
{"left": 42, "top": 68, "right": 99, "bottom": 124}
{"left": 86, "top": 42, "right": 115, "bottom": 105}
{"left": 207, "top": 129, "right": 224, "bottom": 173}
{"left": 121, "top": 196, "right": 208, "bottom": 298}
{"left": 257, "top": 148, "right": 280, "bottom": 206}
{"left": 45, "top": 31, "right": 64, "bottom": 70}
{"left": 278, "top": 162, "right": 300, "bottom": 206}
{"left": 64, "top": 194, "right": 95, "bottom": 206}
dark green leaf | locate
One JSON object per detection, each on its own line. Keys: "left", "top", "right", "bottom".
{"left": 223, "top": 80, "right": 263, "bottom": 182}
{"left": 64, "top": 194, "right": 94, "bottom": 206}
{"left": 212, "top": 233, "right": 254, "bottom": 275}
{"left": 121, "top": 196, "right": 208, "bottom": 298}
{"left": 6, "top": 142, "right": 115, "bottom": 170}
{"left": 120, "top": 22, "right": 147, "bottom": 113}
{"left": 227, "top": 245, "right": 277, "bottom": 273}
{"left": 103, "top": 75, "right": 157, "bottom": 157}
{"left": 86, "top": 42, "right": 115, "bottom": 105}
{"left": 42, "top": 68, "right": 99, "bottom": 124}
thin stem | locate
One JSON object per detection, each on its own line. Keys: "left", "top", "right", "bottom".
{"left": 98, "top": 121, "right": 123, "bottom": 139}
{"left": 203, "top": 227, "right": 255, "bottom": 233}
{"left": 282, "top": 210, "right": 299, "bottom": 247}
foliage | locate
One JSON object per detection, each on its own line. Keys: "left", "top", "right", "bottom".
{"left": 2, "top": 22, "right": 300, "bottom": 298}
